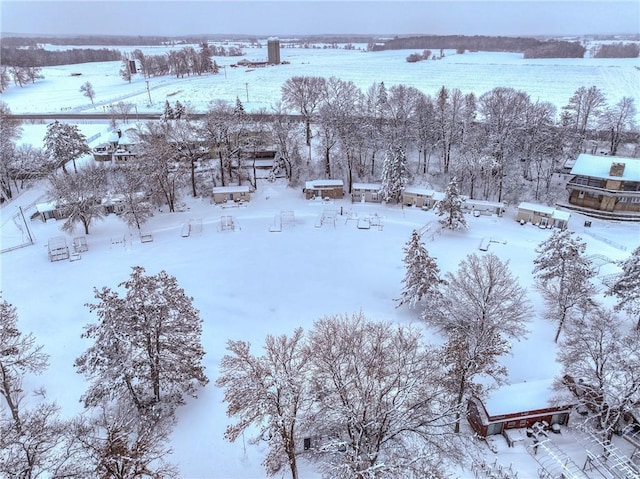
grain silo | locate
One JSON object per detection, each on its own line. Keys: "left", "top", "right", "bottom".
{"left": 267, "top": 37, "right": 281, "bottom": 65}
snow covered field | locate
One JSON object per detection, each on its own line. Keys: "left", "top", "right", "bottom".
{"left": 1, "top": 43, "right": 640, "bottom": 478}
{"left": 3, "top": 44, "right": 640, "bottom": 124}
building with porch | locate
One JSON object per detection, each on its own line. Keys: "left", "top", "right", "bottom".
{"left": 565, "top": 154, "right": 640, "bottom": 220}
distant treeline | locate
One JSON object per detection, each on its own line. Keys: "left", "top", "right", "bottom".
{"left": 0, "top": 35, "right": 172, "bottom": 47}
{"left": 593, "top": 43, "right": 640, "bottom": 58}
{"left": 0, "top": 46, "right": 122, "bottom": 67}
{"left": 372, "top": 35, "right": 587, "bottom": 58}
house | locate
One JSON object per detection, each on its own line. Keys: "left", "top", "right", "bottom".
{"left": 303, "top": 180, "right": 344, "bottom": 200}
{"left": 35, "top": 201, "right": 66, "bottom": 221}
{"left": 402, "top": 187, "right": 443, "bottom": 209}
{"left": 467, "top": 378, "right": 574, "bottom": 437}
{"left": 565, "top": 154, "right": 640, "bottom": 219}
{"left": 516, "top": 202, "right": 571, "bottom": 229}
{"left": 351, "top": 183, "right": 383, "bottom": 203}
{"left": 462, "top": 198, "right": 505, "bottom": 216}
{"left": 211, "top": 185, "right": 251, "bottom": 204}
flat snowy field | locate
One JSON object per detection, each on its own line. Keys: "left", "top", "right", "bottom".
{"left": 1, "top": 44, "right": 639, "bottom": 478}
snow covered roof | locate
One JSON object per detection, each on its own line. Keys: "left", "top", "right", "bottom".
{"left": 36, "top": 201, "right": 57, "bottom": 212}
{"left": 484, "top": 378, "right": 572, "bottom": 417}
{"left": 464, "top": 198, "right": 505, "bottom": 208}
{"left": 305, "top": 179, "right": 344, "bottom": 188}
{"left": 211, "top": 185, "right": 251, "bottom": 194}
{"left": 403, "top": 186, "right": 435, "bottom": 196}
{"left": 518, "top": 202, "right": 555, "bottom": 215}
{"left": 352, "top": 183, "right": 382, "bottom": 190}
{"left": 570, "top": 154, "right": 640, "bottom": 181}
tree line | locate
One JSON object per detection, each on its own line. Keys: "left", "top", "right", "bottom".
{"left": 0, "top": 46, "right": 121, "bottom": 67}
{"left": 372, "top": 34, "right": 588, "bottom": 58}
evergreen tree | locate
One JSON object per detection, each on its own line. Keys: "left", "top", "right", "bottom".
{"left": 234, "top": 96, "right": 245, "bottom": 115}
{"left": 174, "top": 100, "right": 185, "bottom": 119}
{"left": 606, "top": 246, "right": 640, "bottom": 330}
{"left": 75, "top": 266, "right": 209, "bottom": 416}
{"left": 162, "top": 100, "right": 175, "bottom": 121}
{"left": 436, "top": 177, "right": 467, "bottom": 230}
{"left": 212, "top": 60, "right": 220, "bottom": 74}
{"left": 397, "top": 230, "right": 443, "bottom": 308}
{"left": 533, "top": 230, "right": 597, "bottom": 342}
{"left": 380, "top": 144, "right": 410, "bottom": 203}
{"left": 43, "top": 120, "right": 91, "bottom": 173}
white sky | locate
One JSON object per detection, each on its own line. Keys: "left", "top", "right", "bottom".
{"left": 1, "top": 0, "right": 639, "bottom": 37}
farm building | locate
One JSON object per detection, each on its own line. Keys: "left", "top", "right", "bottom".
{"left": 565, "top": 154, "right": 640, "bottom": 220}
{"left": 517, "top": 202, "right": 571, "bottom": 229}
{"left": 303, "top": 180, "right": 344, "bottom": 200}
{"left": 351, "top": 183, "right": 383, "bottom": 203}
{"left": 211, "top": 185, "right": 251, "bottom": 204}
{"left": 467, "top": 378, "right": 574, "bottom": 438}
{"left": 402, "top": 187, "right": 443, "bottom": 209}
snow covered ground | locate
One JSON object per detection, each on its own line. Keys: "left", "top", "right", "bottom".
{"left": 3, "top": 44, "right": 640, "bottom": 124}
{"left": 1, "top": 43, "right": 640, "bottom": 478}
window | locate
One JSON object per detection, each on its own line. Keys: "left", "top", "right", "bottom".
{"left": 575, "top": 177, "right": 589, "bottom": 186}
{"left": 619, "top": 197, "right": 628, "bottom": 203}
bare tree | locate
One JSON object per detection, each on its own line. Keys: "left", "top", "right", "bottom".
{"left": 217, "top": 328, "right": 311, "bottom": 479}
{"left": 72, "top": 399, "right": 178, "bottom": 479}
{"left": 557, "top": 306, "right": 640, "bottom": 442}
{"left": 533, "top": 229, "right": 597, "bottom": 342}
{"left": 606, "top": 245, "right": 640, "bottom": 330}
{"left": 425, "top": 253, "right": 530, "bottom": 432}
{"left": 561, "top": 85, "right": 607, "bottom": 154}
{"left": 281, "top": 76, "right": 326, "bottom": 146}
{"left": 307, "top": 313, "right": 462, "bottom": 478}
{"left": 80, "top": 81, "right": 96, "bottom": 107}
{"left": 0, "top": 101, "right": 22, "bottom": 201}
{"left": 47, "top": 162, "right": 108, "bottom": 234}
{"left": 0, "top": 296, "right": 84, "bottom": 478}
{"left": 109, "top": 165, "right": 155, "bottom": 230}
{"left": 75, "top": 266, "right": 209, "bottom": 415}
{"left": 600, "top": 96, "right": 636, "bottom": 156}
{"left": 43, "top": 120, "right": 91, "bottom": 174}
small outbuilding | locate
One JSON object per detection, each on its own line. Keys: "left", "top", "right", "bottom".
{"left": 351, "top": 183, "right": 383, "bottom": 203}
{"left": 303, "top": 180, "right": 344, "bottom": 200}
{"left": 211, "top": 185, "right": 251, "bottom": 204}
{"left": 467, "top": 378, "right": 574, "bottom": 437}
{"left": 462, "top": 198, "right": 505, "bottom": 217}
{"left": 517, "top": 202, "right": 571, "bottom": 229}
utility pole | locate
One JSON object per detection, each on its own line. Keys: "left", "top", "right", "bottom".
{"left": 245, "top": 82, "right": 249, "bottom": 103}
{"left": 145, "top": 80, "right": 152, "bottom": 106}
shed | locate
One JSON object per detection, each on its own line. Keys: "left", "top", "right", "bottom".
{"left": 351, "top": 183, "right": 382, "bottom": 203}
{"left": 36, "top": 201, "right": 66, "bottom": 221}
{"left": 467, "top": 378, "right": 574, "bottom": 437}
{"left": 211, "top": 185, "right": 251, "bottom": 204}
{"left": 402, "top": 187, "right": 443, "bottom": 209}
{"left": 517, "top": 202, "right": 570, "bottom": 229}
{"left": 303, "top": 180, "right": 344, "bottom": 200}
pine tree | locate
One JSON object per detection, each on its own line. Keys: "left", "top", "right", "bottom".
{"left": 397, "top": 230, "right": 443, "bottom": 308}
{"left": 43, "top": 120, "right": 91, "bottom": 173}
{"left": 533, "top": 229, "right": 597, "bottom": 342}
{"left": 212, "top": 60, "right": 220, "bottom": 74}
{"left": 234, "top": 96, "right": 245, "bottom": 115}
{"left": 436, "top": 177, "right": 467, "bottom": 230}
{"left": 162, "top": 100, "right": 175, "bottom": 121}
{"left": 174, "top": 100, "right": 185, "bottom": 119}
{"left": 75, "top": 266, "right": 209, "bottom": 416}
{"left": 606, "top": 246, "right": 640, "bottom": 329}
{"left": 380, "top": 144, "right": 410, "bottom": 203}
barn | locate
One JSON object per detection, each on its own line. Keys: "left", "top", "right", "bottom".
{"left": 467, "top": 378, "right": 574, "bottom": 437}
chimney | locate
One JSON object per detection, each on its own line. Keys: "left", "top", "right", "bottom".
{"left": 609, "top": 162, "right": 625, "bottom": 177}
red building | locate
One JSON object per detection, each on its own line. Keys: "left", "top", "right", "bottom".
{"left": 467, "top": 379, "right": 574, "bottom": 437}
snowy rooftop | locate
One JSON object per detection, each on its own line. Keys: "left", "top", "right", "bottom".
{"left": 518, "top": 202, "right": 556, "bottom": 215}
{"left": 403, "top": 186, "right": 435, "bottom": 196}
{"left": 352, "top": 183, "right": 382, "bottom": 190}
{"left": 305, "top": 179, "right": 344, "bottom": 188}
{"left": 484, "top": 378, "right": 573, "bottom": 417}
{"left": 211, "top": 185, "right": 251, "bottom": 194}
{"left": 570, "top": 154, "right": 640, "bottom": 182}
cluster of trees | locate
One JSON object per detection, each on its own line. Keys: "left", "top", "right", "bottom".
{"left": 0, "top": 267, "right": 208, "bottom": 477}
{"left": 397, "top": 226, "right": 640, "bottom": 446}
{"left": 0, "top": 65, "right": 43, "bottom": 92}
{"left": 406, "top": 49, "right": 434, "bottom": 62}
{"left": 0, "top": 46, "right": 121, "bottom": 67}
{"left": 593, "top": 42, "right": 640, "bottom": 58}
{"left": 125, "top": 42, "right": 230, "bottom": 79}
{"left": 374, "top": 35, "right": 587, "bottom": 58}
